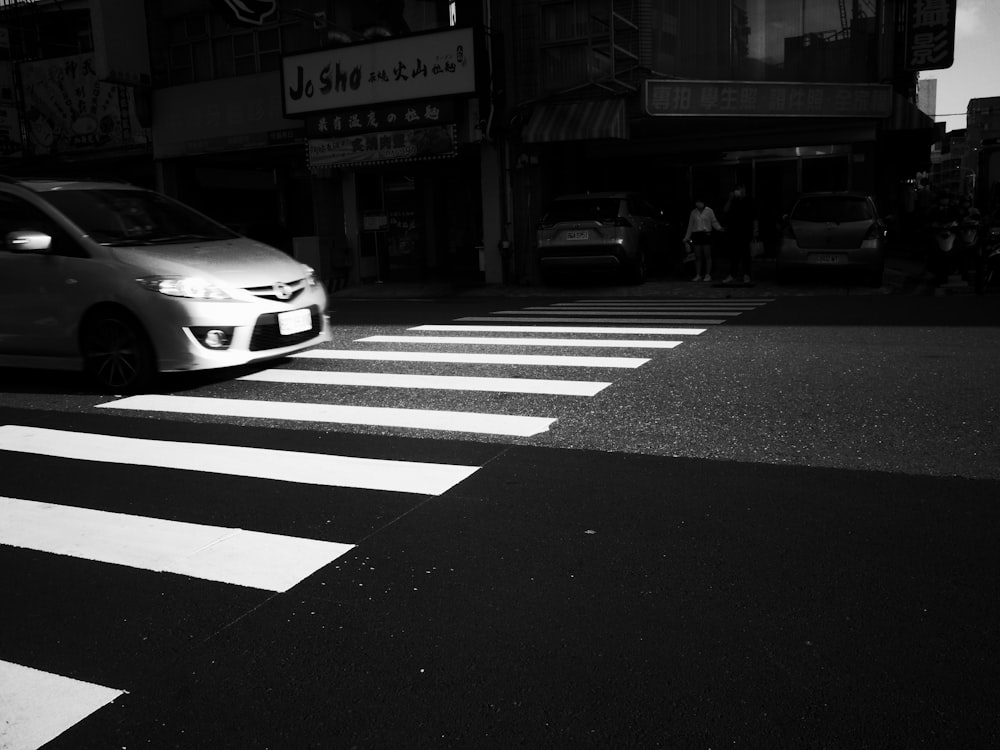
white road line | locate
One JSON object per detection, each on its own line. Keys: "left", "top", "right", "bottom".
{"left": 0, "top": 424, "right": 480, "bottom": 494}
{"left": 496, "top": 308, "right": 743, "bottom": 316}
{"left": 0, "top": 660, "right": 125, "bottom": 750}
{"left": 0, "top": 496, "right": 355, "bottom": 593}
{"left": 455, "top": 316, "right": 725, "bottom": 325}
{"left": 411, "top": 324, "right": 705, "bottom": 335}
{"left": 566, "top": 298, "right": 775, "bottom": 304}
{"left": 98, "top": 395, "right": 556, "bottom": 438}
{"left": 358, "top": 335, "right": 683, "bottom": 349}
{"left": 239, "top": 368, "right": 611, "bottom": 396}
{"left": 292, "top": 350, "right": 650, "bottom": 368}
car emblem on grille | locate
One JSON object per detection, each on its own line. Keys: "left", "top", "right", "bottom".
{"left": 273, "top": 282, "right": 292, "bottom": 300}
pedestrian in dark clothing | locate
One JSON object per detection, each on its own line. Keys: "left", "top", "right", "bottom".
{"left": 722, "top": 183, "right": 758, "bottom": 283}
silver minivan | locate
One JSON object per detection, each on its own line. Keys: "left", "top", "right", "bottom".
{"left": 0, "top": 177, "right": 331, "bottom": 391}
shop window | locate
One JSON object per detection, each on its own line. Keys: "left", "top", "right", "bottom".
{"left": 166, "top": 12, "right": 290, "bottom": 85}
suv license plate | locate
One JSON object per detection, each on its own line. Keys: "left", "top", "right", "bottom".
{"left": 278, "top": 308, "right": 312, "bottom": 335}
{"left": 813, "top": 254, "right": 846, "bottom": 264}
{"left": 566, "top": 230, "right": 589, "bottom": 240}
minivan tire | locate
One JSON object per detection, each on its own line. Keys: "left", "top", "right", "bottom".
{"left": 80, "top": 309, "right": 157, "bottom": 393}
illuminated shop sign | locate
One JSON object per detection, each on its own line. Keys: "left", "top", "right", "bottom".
{"left": 283, "top": 27, "right": 475, "bottom": 116}
{"left": 644, "top": 81, "right": 893, "bottom": 118}
{"left": 904, "top": 0, "right": 957, "bottom": 71}
{"left": 304, "top": 100, "right": 454, "bottom": 138}
{"left": 307, "top": 124, "right": 456, "bottom": 168}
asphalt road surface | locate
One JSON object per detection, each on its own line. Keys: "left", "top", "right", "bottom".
{"left": 1, "top": 294, "right": 997, "bottom": 748}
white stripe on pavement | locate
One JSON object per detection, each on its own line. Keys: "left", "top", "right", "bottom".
{"left": 564, "top": 299, "right": 774, "bottom": 305}
{"left": 496, "top": 308, "right": 743, "bottom": 316}
{"left": 239, "top": 368, "right": 611, "bottom": 396}
{"left": 97, "top": 395, "right": 555, "bottom": 438}
{"left": 0, "top": 496, "right": 355, "bottom": 593}
{"left": 0, "top": 660, "right": 125, "bottom": 750}
{"left": 358, "top": 335, "right": 683, "bottom": 349}
{"left": 455, "top": 316, "right": 725, "bottom": 325}
{"left": 0, "top": 424, "right": 479, "bottom": 494}
{"left": 292, "top": 350, "right": 649, "bottom": 368}
{"left": 410, "top": 324, "right": 706, "bottom": 335}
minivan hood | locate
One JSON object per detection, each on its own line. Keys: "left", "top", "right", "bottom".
{"left": 110, "top": 239, "right": 307, "bottom": 286}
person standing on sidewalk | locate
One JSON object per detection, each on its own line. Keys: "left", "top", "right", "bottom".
{"left": 722, "top": 183, "right": 758, "bottom": 284}
{"left": 683, "top": 198, "right": 723, "bottom": 281}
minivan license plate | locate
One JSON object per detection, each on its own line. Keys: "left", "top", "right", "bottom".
{"left": 566, "top": 230, "right": 589, "bottom": 240}
{"left": 278, "top": 308, "right": 312, "bottom": 335}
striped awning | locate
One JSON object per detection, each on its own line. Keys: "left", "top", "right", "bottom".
{"left": 522, "top": 99, "right": 629, "bottom": 143}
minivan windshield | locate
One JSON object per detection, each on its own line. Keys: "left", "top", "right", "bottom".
{"left": 40, "top": 189, "right": 239, "bottom": 245}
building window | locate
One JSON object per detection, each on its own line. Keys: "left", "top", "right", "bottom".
{"left": 166, "top": 12, "right": 288, "bottom": 85}
{"left": 651, "top": 0, "right": 878, "bottom": 83}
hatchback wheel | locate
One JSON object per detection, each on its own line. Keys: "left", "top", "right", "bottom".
{"left": 80, "top": 311, "right": 156, "bottom": 392}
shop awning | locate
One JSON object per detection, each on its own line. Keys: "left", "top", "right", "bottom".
{"left": 522, "top": 99, "right": 629, "bottom": 143}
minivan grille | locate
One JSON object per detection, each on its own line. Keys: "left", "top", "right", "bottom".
{"left": 244, "top": 277, "right": 308, "bottom": 303}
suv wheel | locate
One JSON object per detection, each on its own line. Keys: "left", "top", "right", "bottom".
{"left": 625, "top": 250, "right": 647, "bottom": 285}
{"left": 80, "top": 310, "right": 156, "bottom": 393}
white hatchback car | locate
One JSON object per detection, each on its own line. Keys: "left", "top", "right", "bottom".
{"left": 0, "top": 177, "right": 331, "bottom": 391}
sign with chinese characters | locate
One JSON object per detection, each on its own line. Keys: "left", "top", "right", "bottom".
{"left": 282, "top": 27, "right": 475, "bottom": 116}
{"left": 305, "top": 100, "right": 454, "bottom": 138}
{"left": 644, "top": 80, "right": 893, "bottom": 118}
{"left": 904, "top": 0, "right": 957, "bottom": 71}
{"left": 19, "top": 53, "right": 149, "bottom": 156}
{"left": 307, "top": 124, "right": 456, "bottom": 168}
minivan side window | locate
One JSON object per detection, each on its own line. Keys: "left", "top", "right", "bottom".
{"left": 0, "top": 193, "right": 87, "bottom": 258}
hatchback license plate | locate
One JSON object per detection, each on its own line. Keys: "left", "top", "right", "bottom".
{"left": 812, "top": 253, "right": 846, "bottom": 264}
{"left": 566, "top": 230, "right": 589, "bottom": 240}
{"left": 278, "top": 308, "right": 312, "bottom": 335}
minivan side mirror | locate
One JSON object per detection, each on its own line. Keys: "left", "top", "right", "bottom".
{"left": 6, "top": 230, "right": 53, "bottom": 253}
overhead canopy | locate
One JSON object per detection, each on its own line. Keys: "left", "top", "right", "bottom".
{"left": 522, "top": 98, "right": 629, "bottom": 143}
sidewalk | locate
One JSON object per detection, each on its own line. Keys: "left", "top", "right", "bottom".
{"left": 328, "top": 253, "right": 931, "bottom": 301}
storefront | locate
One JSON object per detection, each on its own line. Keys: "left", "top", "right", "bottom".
{"left": 283, "top": 25, "right": 503, "bottom": 286}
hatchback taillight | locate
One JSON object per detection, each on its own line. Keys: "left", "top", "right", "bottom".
{"left": 861, "top": 224, "right": 882, "bottom": 249}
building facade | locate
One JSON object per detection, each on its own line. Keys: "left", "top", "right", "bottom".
{"left": 0, "top": 0, "right": 944, "bottom": 287}
{"left": 503, "top": 0, "right": 939, "bottom": 282}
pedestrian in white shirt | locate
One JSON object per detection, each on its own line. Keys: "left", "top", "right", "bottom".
{"left": 682, "top": 198, "right": 723, "bottom": 281}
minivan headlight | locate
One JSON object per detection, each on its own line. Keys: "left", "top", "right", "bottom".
{"left": 136, "top": 275, "right": 233, "bottom": 300}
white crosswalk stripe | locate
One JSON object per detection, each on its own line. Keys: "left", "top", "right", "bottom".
{"left": 0, "top": 660, "right": 125, "bottom": 750}
{"left": 0, "top": 424, "right": 479, "bottom": 495}
{"left": 239, "top": 367, "right": 611, "bottom": 396}
{"left": 99, "top": 394, "right": 557, "bottom": 437}
{"left": 0, "top": 495, "right": 356, "bottom": 592}
{"left": 292, "top": 349, "right": 649, "bottom": 368}
{"left": 410, "top": 324, "right": 706, "bottom": 335}
{"left": 358, "top": 335, "right": 683, "bottom": 348}
{"left": 454, "top": 316, "right": 726, "bottom": 324}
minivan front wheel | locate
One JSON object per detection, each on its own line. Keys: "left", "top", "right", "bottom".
{"left": 80, "top": 310, "right": 156, "bottom": 393}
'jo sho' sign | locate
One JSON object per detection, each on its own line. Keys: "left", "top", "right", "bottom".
{"left": 282, "top": 27, "right": 476, "bottom": 116}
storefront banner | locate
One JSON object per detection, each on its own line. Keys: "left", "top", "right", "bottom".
{"left": 904, "top": 0, "right": 957, "bottom": 71}
{"left": 307, "top": 124, "right": 456, "bottom": 168}
{"left": 645, "top": 80, "right": 893, "bottom": 118}
{"left": 305, "top": 99, "right": 455, "bottom": 138}
{"left": 19, "top": 53, "right": 150, "bottom": 156}
{"left": 283, "top": 27, "right": 475, "bottom": 116}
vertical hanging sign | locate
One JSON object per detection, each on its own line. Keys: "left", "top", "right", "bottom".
{"left": 904, "top": 0, "right": 957, "bottom": 71}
